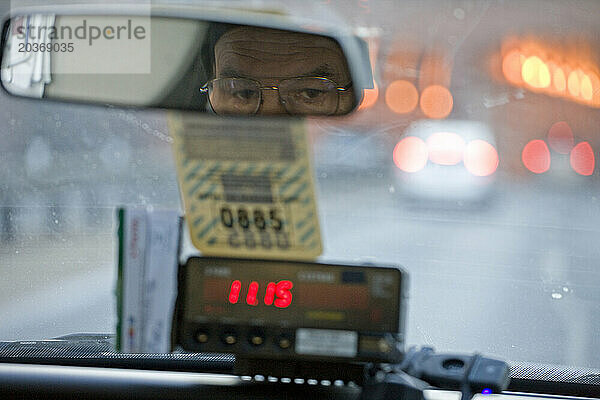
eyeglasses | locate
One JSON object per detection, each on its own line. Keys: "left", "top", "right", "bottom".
{"left": 200, "top": 77, "right": 352, "bottom": 115}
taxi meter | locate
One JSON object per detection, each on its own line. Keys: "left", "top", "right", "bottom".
{"left": 177, "top": 257, "right": 408, "bottom": 364}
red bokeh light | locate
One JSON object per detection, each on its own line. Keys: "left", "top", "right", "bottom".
{"left": 393, "top": 136, "right": 428, "bottom": 172}
{"left": 570, "top": 142, "right": 595, "bottom": 176}
{"left": 463, "top": 140, "right": 499, "bottom": 177}
{"left": 547, "top": 121, "right": 574, "bottom": 154}
{"left": 522, "top": 140, "right": 551, "bottom": 174}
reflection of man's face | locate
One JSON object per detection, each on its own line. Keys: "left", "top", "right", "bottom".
{"left": 213, "top": 26, "right": 354, "bottom": 115}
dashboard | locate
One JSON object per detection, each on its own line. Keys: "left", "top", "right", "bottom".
{"left": 0, "top": 336, "right": 599, "bottom": 399}
{"left": 1, "top": 362, "right": 599, "bottom": 400}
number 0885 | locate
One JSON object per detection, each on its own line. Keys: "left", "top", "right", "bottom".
{"left": 219, "top": 205, "right": 290, "bottom": 250}
{"left": 220, "top": 206, "right": 283, "bottom": 231}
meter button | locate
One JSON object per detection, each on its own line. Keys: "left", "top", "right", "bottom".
{"left": 277, "top": 336, "right": 292, "bottom": 349}
{"left": 249, "top": 334, "right": 264, "bottom": 346}
{"left": 195, "top": 331, "right": 209, "bottom": 344}
{"left": 221, "top": 332, "right": 237, "bottom": 345}
{"left": 247, "top": 329, "right": 265, "bottom": 346}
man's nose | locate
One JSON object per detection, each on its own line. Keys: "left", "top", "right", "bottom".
{"left": 257, "top": 89, "right": 287, "bottom": 115}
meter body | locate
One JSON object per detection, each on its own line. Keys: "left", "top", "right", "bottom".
{"left": 176, "top": 257, "right": 408, "bottom": 364}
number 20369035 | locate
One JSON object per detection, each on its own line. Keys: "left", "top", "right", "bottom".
{"left": 218, "top": 205, "right": 290, "bottom": 250}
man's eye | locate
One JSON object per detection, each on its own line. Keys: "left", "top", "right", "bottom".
{"left": 232, "top": 89, "right": 258, "bottom": 101}
{"left": 299, "top": 88, "right": 327, "bottom": 100}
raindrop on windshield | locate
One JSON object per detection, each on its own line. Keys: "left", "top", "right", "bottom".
{"left": 453, "top": 8, "right": 465, "bottom": 19}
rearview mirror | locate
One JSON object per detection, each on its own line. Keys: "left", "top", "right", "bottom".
{"left": 0, "top": 6, "right": 372, "bottom": 116}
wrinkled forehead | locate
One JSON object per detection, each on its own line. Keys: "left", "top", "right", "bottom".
{"left": 214, "top": 26, "right": 350, "bottom": 83}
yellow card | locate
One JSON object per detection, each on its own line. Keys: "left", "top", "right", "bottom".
{"left": 169, "top": 113, "right": 323, "bottom": 260}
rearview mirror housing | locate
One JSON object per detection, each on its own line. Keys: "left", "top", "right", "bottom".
{"left": 0, "top": 4, "right": 373, "bottom": 117}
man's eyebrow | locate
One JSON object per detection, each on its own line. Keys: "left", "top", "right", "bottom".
{"left": 305, "top": 65, "right": 336, "bottom": 78}
{"left": 219, "top": 68, "right": 243, "bottom": 78}
{"left": 217, "top": 65, "right": 340, "bottom": 80}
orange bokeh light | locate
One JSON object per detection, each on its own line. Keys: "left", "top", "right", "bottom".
{"left": 580, "top": 73, "right": 593, "bottom": 101}
{"left": 502, "top": 50, "right": 523, "bottom": 85}
{"left": 590, "top": 72, "right": 600, "bottom": 106}
{"left": 359, "top": 81, "right": 379, "bottom": 110}
{"left": 385, "top": 80, "right": 419, "bottom": 114}
{"left": 501, "top": 41, "right": 600, "bottom": 108}
{"left": 568, "top": 70, "right": 581, "bottom": 97}
{"left": 419, "top": 85, "right": 453, "bottom": 119}
{"left": 552, "top": 66, "right": 566, "bottom": 93}
{"left": 521, "top": 56, "right": 551, "bottom": 89}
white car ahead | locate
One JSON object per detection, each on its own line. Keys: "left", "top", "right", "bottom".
{"left": 392, "top": 119, "right": 499, "bottom": 205}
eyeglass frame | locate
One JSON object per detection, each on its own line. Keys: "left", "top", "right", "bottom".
{"left": 199, "top": 76, "right": 353, "bottom": 115}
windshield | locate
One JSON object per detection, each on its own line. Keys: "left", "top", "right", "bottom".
{"left": 0, "top": 0, "right": 599, "bottom": 371}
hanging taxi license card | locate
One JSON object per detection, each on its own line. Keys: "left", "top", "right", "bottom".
{"left": 169, "top": 114, "right": 323, "bottom": 260}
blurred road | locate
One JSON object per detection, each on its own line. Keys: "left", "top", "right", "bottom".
{"left": 317, "top": 174, "right": 600, "bottom": 368}
{"left": 0, "top": 231, "right": 116, "bottom": 340}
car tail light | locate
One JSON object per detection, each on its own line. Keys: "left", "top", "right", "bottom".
{"left": 570, "top": 142, "right": 595, "bottom": 176}
{"left": 463, "top": 140, "right": 499, "bottom": 177}
{"left": 393, "top": 136, "right": 428, "bottom": 172}
{"left": 426, "top": 132, "right": 465, "bottom": 166}
{"left": 522, "top": 140, "right": 551, "bottom": 174}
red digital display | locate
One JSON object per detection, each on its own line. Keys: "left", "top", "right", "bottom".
{"left": 182, "top": 258, "right": 406, "bottom": 364}
{"left": 264, "top": 282, "right": 276, "bottom": 305}
{"left": 228, "top": 280, "right": 241, "bottom": 304}
{"left": 186, "top": 258, "right": 403, "bottom": 334}
{"left": 228, "top": 279, "right": 293, "bottom": 308}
